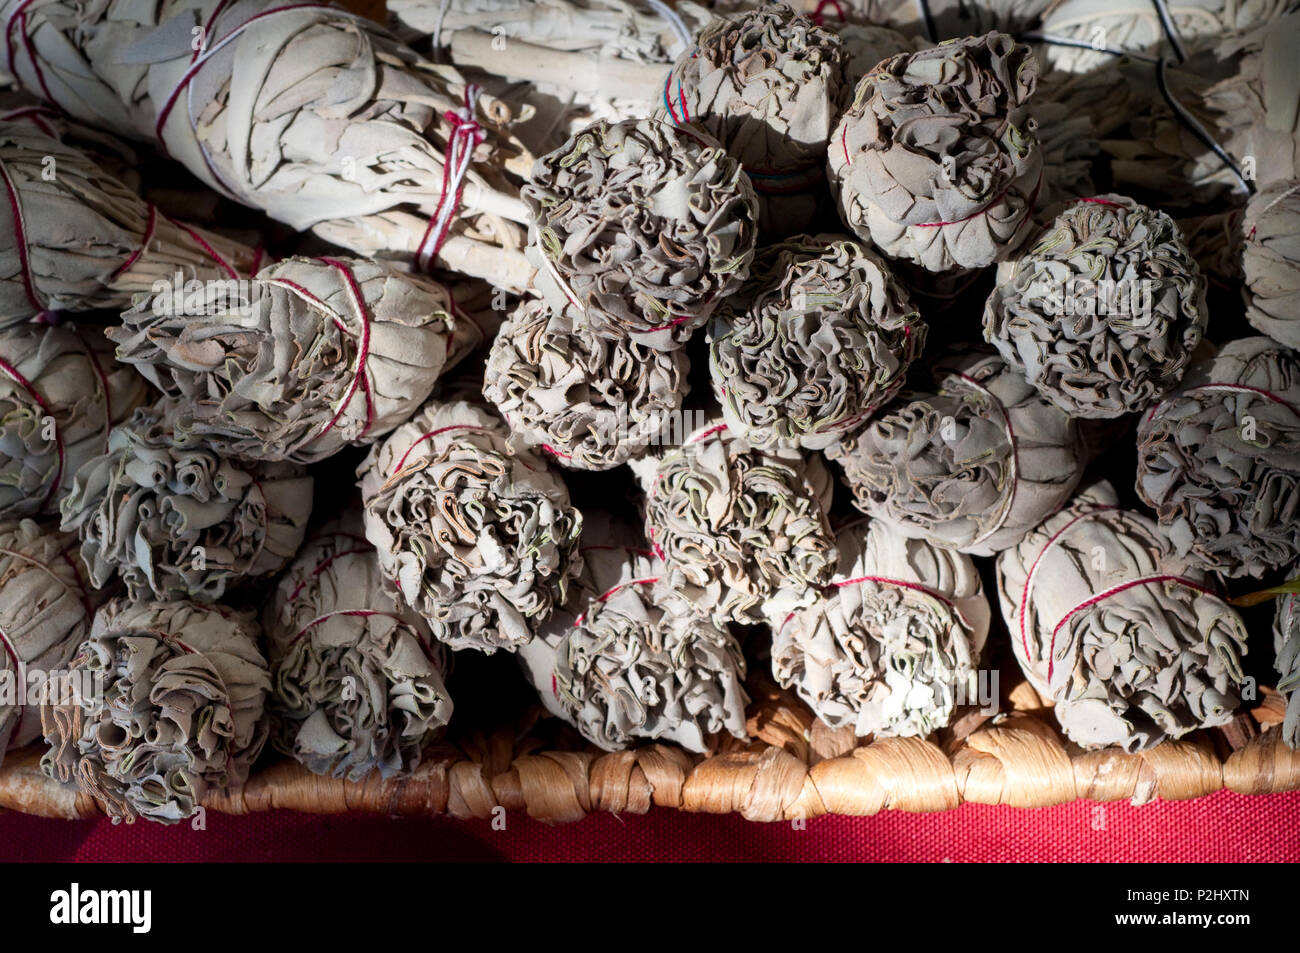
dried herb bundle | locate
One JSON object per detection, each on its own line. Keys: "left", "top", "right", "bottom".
{"left": 522, "top": 118, "right": 759, "bottom": 349}
{"left": 0, "top": 120, "right": 259, "bottom": 326}
{"left": 59, "top": 405, "right": 313, "bottom": 603}
{"left": 358, "top": 400, "right": 584, "bottom": 653}
{"left": 0, "top": 520, "right": 96, "bottom": 763}
{"left": 708, "top": 234, "right": 924, "bottom": 450}
{"left": 0, "top": 324, "right": 148, "bottom": 519}
{"left": 519, "top": 536, "right": 747, "bottom": 752}
{"left": 771, "top": 518, "right": 990, "bottom": 738}
{"left": 40, "top": 599, "right": 270, "bottom": 824}
{"left": 483, "top": 296, "right": 689, "bottom": 469}
{"left": 1136, "top": 336, "right": 1300, "bottom": 578}
{"left": 828, "top": 31, "right": 1042, "bottom": 271}
{"left": 1, "top": 0, "right": 532, "bottom": 285}
{"left": 266, "top": 521, "right": 453, "bottom": 781}
{"left": 633, "top": 421, "right": 836, "bottom": 624}
{"left": 984, "top": 195, "right": 1207, "bottom": 419}
{"left": 827, "top": 347, "right": 1086, "bottom": 556}
{"left": 997, "top": 482, "right": 1247, "bottom": 751}
{"left": 113, "top": 257, "right": 465, "bottom": 465}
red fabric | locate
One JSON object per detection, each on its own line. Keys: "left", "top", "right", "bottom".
{"left": 3, "top": 789, "right": 1297, "bottom": 862}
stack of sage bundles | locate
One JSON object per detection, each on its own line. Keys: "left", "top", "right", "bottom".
{"left": 0, "top": 0, "right": 1291, "bottom": 829}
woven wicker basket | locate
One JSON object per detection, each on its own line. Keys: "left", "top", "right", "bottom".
{"left": 3, "top": 666, "right": 1297, "bottom": 824}
{"left": 2, "top": 0, "right": 1296, "bottom": 827}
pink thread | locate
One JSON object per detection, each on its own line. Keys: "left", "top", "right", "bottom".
{"left": 1144, "top": 382, "right": 1300, "bottom": 425}
{"left": 688, "top": 423, "right": 728, "bottom": 444}
{"left": 832, "top": 574, "right": 973, "bottom": 631}
{"left": 1075, "top": 196, "right": 1125, "bottom": 208}
{"left": 173, "top": 219, "right": 239, "bottom": 280}
{"left": 153, "top": 3, "right": 334, "bottom": 149}
{"left": 572, "top": 577, "right": 658, "bottom": 627}
{"left": 1017, "top": 505, "right": 1117, "bottom": 664}
{"left": 1045, "top": 574, "right": 1224, "bottom": 682}
{"left": 637, "top": 312, "right": 694, "bottom": 334}
{"left": 267, "top": 259, "right": 375, "bottom": 447}
{"left": 393, "top": 424, "right": 493, "bottom": 473}
{"left": 915, "top": 172, "right": 1043, "bottom": 228}
{"left": 810, "top": 0, "right": 847, "bottom": 24}
{"left": 647, "top": 526, "right": 666, "bottom": 562}
{"left": 0, "top": 105, "right": 55, "bottom": 138}
{"left": 540, "top": 444, "right": 572, "bottom": 459}
{"left": 0, "top": 156, "right": 44, "bottom": 313}
{"left": 0, "top": 356, "right": 62, "bottom": 513}
{"left": 416, "top": 85, "right": 487, "bottom": 272}
{"left": 110, "top": 204, "right": 158, "bottom": 281}
{"left": 949, "top": 370, "right": 1019, "bottom": 549}
{"left": 3, "top": 0, "right": 38, "bottom": 84}
{"left": 286, "top": 541, "right": 372, "bottom": 603}
{"left": 5, "top": 1, "right": 57, "bottom": 107}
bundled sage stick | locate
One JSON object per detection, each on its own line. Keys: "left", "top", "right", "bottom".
{"left": 40, "top": 599, "right": 270, "bottom": 824}
{"left": 997, "top": 481, "right": 1248, "bottom": 751}
{"left": 1, "top": 0, "right": 533, "bottom": 286}
{"left": 266, "top": 518, "right": 453, "bottom": 781}
{"left": 0, "top": 120, "right": 260, "bottom": 326}
{"left": 519, "top": 524, "right": 748, "bottom": 753}
{"left": 769, "top": 517, "right": 990, "bottom": 738}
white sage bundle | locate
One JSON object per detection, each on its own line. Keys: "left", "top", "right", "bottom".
{"left": 392, "top": 0, "right": 712, "bottom": 155}
{"left": 1136, "top": 336, "right": 1300, "bottom": 578}
{"left": 112, "top": 256, "right": 465, "bottom": 465}
{"left": 358, "top": 400, "right": 584, "bottom": 653}
{"left": 518, "top": 536, "right": 748, "bottom": 752}
{"left": 827, "top": 31, "right": 1042, "bottom": 272}
{"left": 632, "top": 421, "right": 836, "bottom": 625}
{"left": 59, "top": 404, "right": 313, "bottom": 603}
{"left": 771, "top": 517, "right": 990, "bottom": 738}
{"left": 997, "top": 481, "right": 1248, "bottom": 752}
{"left": 708, "top": 234, "right": 924, "bottom": 450}
{"left": 984, "top": 195, "right": 1207, "bottom": 419}
{"left": 0, "top": 91, "right": 141, "bottom": 190}
{"left": 0, "top": 323, "right": 149, "bottom": 520}
{"left": 660, "top": 5, "right": 845, "bottom": 233}
{"left": 0, "top": 519, "right": 97, "bottom": 763}
{"left": 1097, "top": 55, "right": 1246, "bottom": 208}
{"left": 522, "top": 117, "right": 759, "bottom": 350}
{"left": 1275, "top": 581, "right": 1299, "bottom": 748}
{"left": 0, "top": 120, "right": 260, "bottom": 327}
{"left": 266, "top": 520, "right": 453, "bottom": 781}
{"left": 483, "top": 296, "right": 689, "bottom": 469}
{"left": 826, "top": 347, "right": 1087, "bottom": 556}
{"left": 795, "top": 0, "right": 1053, "bottom": 40}
{"left": 1202, "top": 11, "right": 1300, "bottom": 189}
{"left": 1037, "top": 0, "right": 1289, "bottom": 74}
{"left": 1, "top": 0, "right": 532, "bottom": 286}
{"left": 1243, "top": 179, "right": 1300, "bottom": 349}
{"left": 40, "top": 599, "right": 270, "bottom": 824}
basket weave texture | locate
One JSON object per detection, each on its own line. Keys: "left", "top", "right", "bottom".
{"left": 3, "top": 673, "right": 1297, "bottom": 824}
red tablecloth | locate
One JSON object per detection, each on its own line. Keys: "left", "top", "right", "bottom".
{"left": 4, "top": 789, "right": 1298, "bottom": 862}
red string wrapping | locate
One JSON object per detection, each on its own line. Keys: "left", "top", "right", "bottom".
{"left": 109, "top": 204, "right": 158, "bottom": 281}
{"left": 572, "top": 577, "right": 659, "bottom": 627}
{"left": 1144, "top": 382, "right": 1300, "bottom": 424}
{"left": 0, "top": 154, "right": 45, "bottom": 315}
{"left": 1045, "top": 574, "right": 1225, "bottom": 681}
{"left": 416, "top": 85, "right": 487, "bottom": 272}
{"left": 393, "top": 424, "right": 493, "bottom": 474}
{"left": 0, "top": 356, "right": 63, "bottom": 514}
